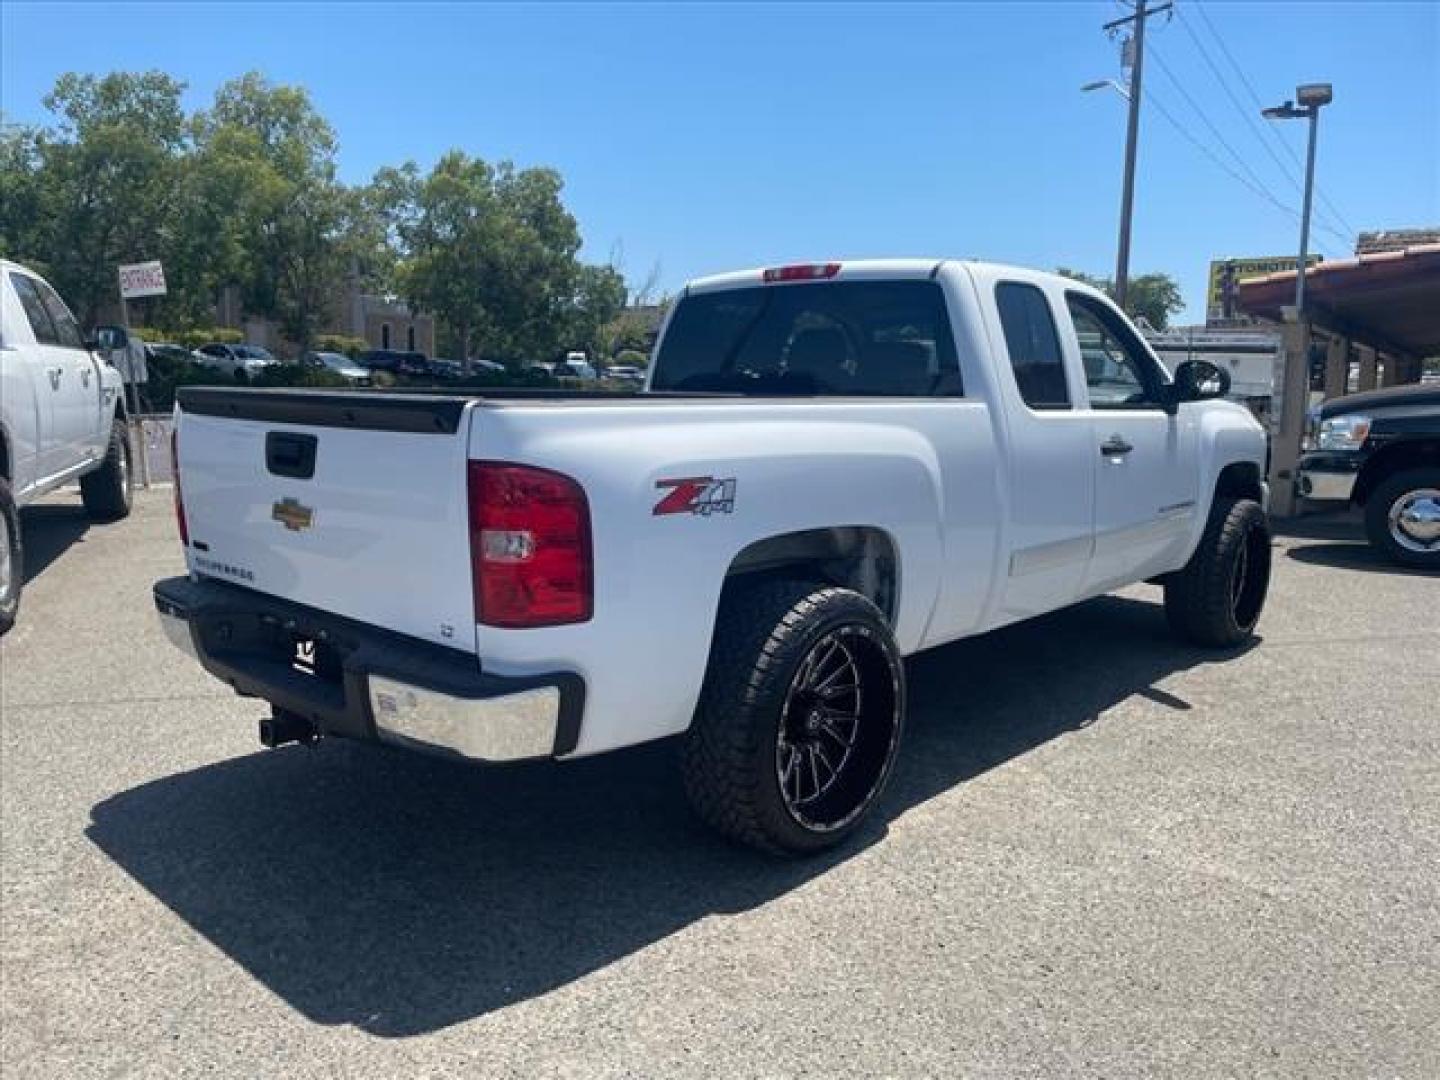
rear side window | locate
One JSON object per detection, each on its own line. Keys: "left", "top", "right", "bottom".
{"left": 10, "top": 274, "right": 59, "bottom": 345}
{"left": 995, "top": 282, "right": 1069, "bottom": 410}
{"left": 650, "top": 280, "right": 962, "bottom": 396}
{"left": 34, "top": 279, "right": 84, "bottom": 349}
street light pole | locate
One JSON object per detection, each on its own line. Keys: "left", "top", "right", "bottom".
{"left": 1295, "top": 104, "right": 1321, "bottom": 314}
{"left": 1262, "top": 83, "right": 1333, "bottom": 316}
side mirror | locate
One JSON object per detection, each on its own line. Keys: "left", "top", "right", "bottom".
{"left": 1172, "top": 359, "right": 1232, "bottom": 405}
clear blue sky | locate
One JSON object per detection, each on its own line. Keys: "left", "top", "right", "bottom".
{"left": 3, "top": 1, "right": 1436, "bottom": 323}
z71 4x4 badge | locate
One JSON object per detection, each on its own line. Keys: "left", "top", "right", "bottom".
{"left": 653, "top": 476, "right": 737, "bottom": 517}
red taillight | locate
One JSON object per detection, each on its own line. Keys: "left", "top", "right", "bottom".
{"left": 762, "top": 262, "right": 841, "bottom": 283}
{"left": 171, "top": 428, "right": 189, "bottom": 547}
{"left": 468, "top": 462, "right": 592, "bottom": 628}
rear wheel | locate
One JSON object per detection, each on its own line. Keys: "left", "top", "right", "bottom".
{"left": 0, "top": 480, "right": 22, "bottom": 637}
{"left": 1164, "top": 497, "right": 1271, "bottom": 647}
{"left": 682, "top": 581, "right": 905, "bottom": 855}
{"left": 1364, "top": 467, "right": 1440, "bottom": 570}
{"left": 80, "top": 419, "right": 133, "bottom": 522}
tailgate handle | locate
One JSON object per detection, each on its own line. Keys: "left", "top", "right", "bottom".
{"left": 266, "top": 432, "right": 318, "bottom": 479}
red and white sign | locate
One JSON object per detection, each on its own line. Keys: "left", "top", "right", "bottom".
{"left": 118, "top": 260, "right": 167, "bottom": 299}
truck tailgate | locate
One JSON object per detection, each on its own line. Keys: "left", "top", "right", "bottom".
{"left": 175, "top": 388, "right": 478, "bottom": 653}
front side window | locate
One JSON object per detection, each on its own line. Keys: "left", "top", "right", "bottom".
{"left": 651, "top": 280, "right": 961, "bottom": 397}
{"left": 995, "top": 282, "right": 1069, "bottom": 409}
{"left": 1065, "top": 293, "right": 1167, "bottom": 409}
{"left": 34, "top": 279, "right": 84, "bottom": 349}
{"left": 10, "top": 274, "right": 59, "bottom": 345}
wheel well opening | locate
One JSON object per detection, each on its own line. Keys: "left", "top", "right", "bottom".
{"left": 1353, "top": 439, "right": 1440, "bottom": 506}
{"left": 1215, "top": 461, "right": 1264, "bottom": 505}
{"left": 723, "top": 527, "right": 899, "bottom": 624}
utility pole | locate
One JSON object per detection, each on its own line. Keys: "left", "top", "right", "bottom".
{"left": 1103, "top": 1, "right": 1171, "bottom": 310}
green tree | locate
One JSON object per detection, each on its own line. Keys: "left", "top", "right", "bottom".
{"left": 0, "top": 118, "right": 47, "bottom": 269}
{"left": 384, "top": 151, "right": 587, "bottom": 365}
{"left": 562, "top": 263, "right": 628, "bottom": 361}
{"left": 187, "top": 73, "right": 348, "bottom": 351}
{"left": 5, "top": 73, "right": 188, "bottom": 324}
{"left": 1055, "top": 267, "right": 1185, "bottom": 330}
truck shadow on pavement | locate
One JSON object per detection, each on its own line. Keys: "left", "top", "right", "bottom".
{"left": 19, "top": 504, "right": 91, "bottom": 585}
{"left": 88, "top": 592, "right": 1251, "bottom": 1038}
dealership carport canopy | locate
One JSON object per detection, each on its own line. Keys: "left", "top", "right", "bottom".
{"left": 1237, "top": 243, "right": 1440, "bottom": 357}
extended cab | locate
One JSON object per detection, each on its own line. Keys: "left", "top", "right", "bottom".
{"left": 1, "top": 259, "right": 134, "bottom": 636}
{"left": 1298, "top": 383, "right": 1440, "bottom": 568}
{"left": 155, "top": 260, "right": 1271, "bottom": 853}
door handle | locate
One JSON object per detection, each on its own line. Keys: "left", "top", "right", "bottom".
{"left": 48, "top": 367, "right": 63, "bottom": 389}
{"left": 1100, "top": 435, "right": 1134, "bottom": 456}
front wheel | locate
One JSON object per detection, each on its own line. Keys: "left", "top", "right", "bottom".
{"left": 1164, "top": 497, "right": 1271, "bottom": 648}
{"left": 1364, "top": 467, "right": 1440, "bottom": 570}
{"left": 80, "top": 419, "right": 134, "bottom": 522}
{"left": 682, "top": 582, "right": 905, "bottom": 855}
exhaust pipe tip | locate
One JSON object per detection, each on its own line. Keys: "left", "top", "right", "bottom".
{"left": 259, "top": 709, "right": 318, "bottom": 749}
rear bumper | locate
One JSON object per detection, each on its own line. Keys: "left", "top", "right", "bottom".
{"left": 1297, "top": 451, "right": 1362, "bottom": 503}
{"left": 153, "top": 576, "right": 584, "bottom": 763}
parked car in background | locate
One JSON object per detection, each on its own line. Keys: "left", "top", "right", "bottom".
{"left": 561, "top": 352, "right": 599, "bottom": 380}
{"left": 604, "top": 364, "right": 645, "bottom": 385}
{"left": 144, "top": 342, "right": 194, "bottom": 367}
{"left": 157, "top": 258, "right": 1272, "bottom": 853}
{"left": 551, "top": 360, "right": 597, "bottom": 382}
{"left": 193, "top": 343, "right": 278, "bottom": 378}
{"left": 358, "top": 349, "right": 432, "bottom": 377}
{"left": 429, "top": 358, "right": 463, "bottom": 380}
{"left": 1, "top": 259, "right": 133, "bottom": 636}
{"left": 1297, "top": 382, "right": 1440, "bottom": 569}
{"left": 302, "top": 351, "right": 373, "bottom": 386}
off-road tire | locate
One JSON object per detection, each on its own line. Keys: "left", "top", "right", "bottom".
{"left": 1164, "top": 496, "right": 1271, "bottom": 647}
{"left": 681, "top": 581, "right": 905, "bottom": 855}
{"left": 80, "top": 419, "right": 133, "bottom": 522}
{"left": 1364, "top": 467, "right": 1440, "bottom": 570}
{"left": 0, "top": 480, "right": 22, "bottom": 637}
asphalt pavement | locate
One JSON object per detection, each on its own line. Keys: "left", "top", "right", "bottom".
{"left": 2, "top": 489, "right": 1437, "bottom": 1078}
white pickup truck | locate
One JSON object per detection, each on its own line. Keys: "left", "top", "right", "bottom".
{"left": 1, "top": 259, "right": 134, "bottom": 636}
{"left": 156, "top": 260, "right": 1271, "bottom": 853}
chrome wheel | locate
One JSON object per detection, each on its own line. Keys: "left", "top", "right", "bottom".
{"left": 776, "top": 625, "right": 900, "bottom": 832}
{"left": 1388, "top": 488, "right": 1440, "bottom": 554}
{"left": 118, "top": 433, "right": 133, "bottom": 504}
{"left": 0, "top": 512, "right": 12, "bottom": 601}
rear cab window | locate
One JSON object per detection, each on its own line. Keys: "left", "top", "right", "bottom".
{"left": 650, "top": 279, "right": 962, "bottom": 396}
{"left": 995, "top": 282, "right": 1069, "bottom": 410}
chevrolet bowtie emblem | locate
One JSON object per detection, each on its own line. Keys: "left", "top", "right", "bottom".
{"left": 272, "top": 497, "right": 314, "bottom": 532}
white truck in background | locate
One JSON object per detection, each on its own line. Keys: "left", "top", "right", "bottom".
{"left": 157, "top": 259, "right": 1271, "bottom": 854}
{"left": 1, "top": 259, "right": 134, "bottom": 636}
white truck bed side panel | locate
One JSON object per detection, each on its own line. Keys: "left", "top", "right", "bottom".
{"left": 470, "top": 400, "right": 1001, "bottom": 756}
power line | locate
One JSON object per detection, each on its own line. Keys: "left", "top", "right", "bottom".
{"left": 1188, "top": 0, "right": 1360, "bottom": 240}
{"left": 1175, "top": 0, "right": 1353, "bottom": 247}
{"left": 1171, "top": 1, "right": 1353, "bottom": 244}
{"left": 1141, "top": 84, "right": 1349, "bottom": 258}
{"left": 1149, "top": 46, "right": 1281, "bottom": 207}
